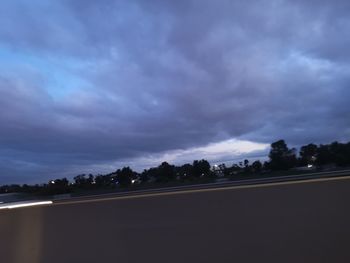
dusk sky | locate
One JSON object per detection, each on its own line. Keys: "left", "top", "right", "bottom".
{"left": 1, "top": 0, "right": 349, "bottom": 184}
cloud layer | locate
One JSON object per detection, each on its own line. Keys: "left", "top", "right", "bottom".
{"left": 0, "top": 0, "right": 349, "bottom": 183}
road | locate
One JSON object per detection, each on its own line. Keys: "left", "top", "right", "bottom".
{"left": 1, "top": 173, "right": 350, "bottom": 263}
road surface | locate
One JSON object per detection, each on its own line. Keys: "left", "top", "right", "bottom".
{"left": 1, "top": 173, "right": 350, "bottom": 263}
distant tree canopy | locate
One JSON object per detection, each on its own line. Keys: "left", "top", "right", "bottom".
{"left": 316, "top": 142, "right": 350, "bottom": 166}
{"left": 176, "top": 163, "right": 194, "bottom": 180}
{"left": 115, "top": 167, "right": 135, "bottom": 187}
{"left": 140, "top": 160, "right": 212, "bottom": 183}
{"left": 156, "top": 162, "right": 176, "bottom": 182}
{"left": 94, "top": 174, "right": 113, "bottom": 188}
{"left": 268, "top": 140, "right": 297, "bottom": 170}
{"left": 74, "top": 174, "right": 94, "bottom": 189}
{"left": 299, "top": 143, "right": 318, "bottom": 166}
{"left": 1, "top": 139, "right": 350, "bottom": 195}
{"left": 251, "top": 160, "right": 262, "bottom": 173}
{"left": 192, "top": 159, "right": 211, "bottom": 178}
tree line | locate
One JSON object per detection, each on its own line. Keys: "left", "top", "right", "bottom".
{"left": 1, "top": 139, "right": 349, "bottom": 195}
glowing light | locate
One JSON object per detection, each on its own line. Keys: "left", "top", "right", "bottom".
{"left": 308, "top": 164, "right": 313, "bottom": 168}
{"left": 0, "top": 201, "right": 53, "bottom": 210}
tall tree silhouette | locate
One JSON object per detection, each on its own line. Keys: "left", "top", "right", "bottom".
{"left": 299, "top": 143, "right": 318, "bottom": 166}
{"left": 192, "top": 159, "right": 211, "bottom": 177}
{"left": 116, "top": 167, "right": 134, "bottom": 187}
{"left": 269, "top": 140, "right": 297, "bottom": 170}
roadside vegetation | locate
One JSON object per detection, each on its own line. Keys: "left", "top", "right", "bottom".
{"left": 1, "top": 140, "right": 350, "bottom": 196}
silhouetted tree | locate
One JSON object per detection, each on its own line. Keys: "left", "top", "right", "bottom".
{"left": 217, "top": 163, "right": 231, "bottom": 177}
{"left": 330, "top": 142, "right": 350, "bottom": 166}
{"left": 116, "top": 167, "right": 134, "bottom": 187}
{"left": 45, "top": 178, "right": 70, "bottom": 194}
{"left": 231, "top": 164, "right": 242, "bottom": 174}
{"left": 316, "top": 144, "right": 332, "bottom": 166}
{"left": 141, "top": 167, "right": 159, "bottom": 183}
{"left": 299, "top": 143, "right": 318, "bottom": 166}
{"left": 175, "top": 163, "right": 193, "bottom": 180}
{"left": 243, "top": 159, "right": 250, "bottom": 173}
{"left": 140, "top": 169, "right": 150, "bottom": 184}
{"left": 73, "top": 174, "right": 94, "bottom": 189}
{"left": 251, "top": 160, "right": 262, "bottom": 173}
{"left": 94, "top": 174, "right": 114, "bottom": 188}
{"left": 192, "top": 159, "right": 211, "bottom": 178}
{"left": 269, "top": 140, "right": 297, "bottom": 170}
{"left": 154, "top": 162, "right": 175, "bottom": 183}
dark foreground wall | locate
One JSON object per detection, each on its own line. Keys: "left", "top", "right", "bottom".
{"left": 1, "top": 178, "right": 350, "bottom": 263}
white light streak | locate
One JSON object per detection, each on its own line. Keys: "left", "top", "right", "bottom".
{"left": 0, "top": 201, "right": 53, "bottom": 210}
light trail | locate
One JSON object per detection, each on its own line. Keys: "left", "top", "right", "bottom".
{"left": 0, "top": 201, "right": 53, "bottom": 210}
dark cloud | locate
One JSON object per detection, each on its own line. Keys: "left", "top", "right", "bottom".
{"left": 0, "top": 0, "right": 349, "bottom": 183}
